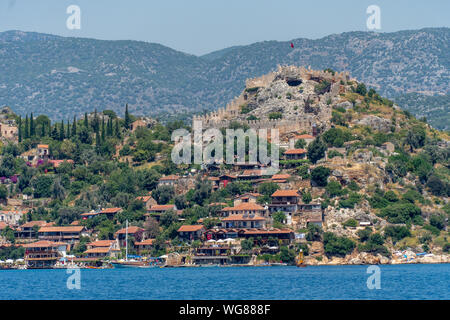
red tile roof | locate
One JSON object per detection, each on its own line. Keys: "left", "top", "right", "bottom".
{"left": 39, "top": 226, "right": 84, "bottom": 233}
{"left": 81, "top": 212, "right": 99, "bottom": 217}
{"left": 87, "top": 240, "right": 115, "bottom": 247}
{"left": 272, "top": 190, "right": 300, "bottom": 197}
{"left": 135, "top": 196, "right": 152, "bottom": 203}
{"left": 271, "top": 174, "right": 291, "bottom": 180}
{"left": 84, "top": 247, "right": 110, "bottom": 254}
{"left": 284, "top": 148, "right": 307, "bottom": 155}
{"left": 159, "top": 175, "right": 180, "bottom": 181}
{"left": 209, "top": 202, "right": 228, "bottom": 207}
{"left": 222, "top": 214, "right": 266, "bottom": 221}
{"left": 222, "top": 203, "right": 265, "bottom": 212}
{"left": 20, "top": 220, "right": 49, "bottom": 228}
{"left": 148, "top": 204, "right": 175, "bottom": 211}
{"left": 242, "top": 228, "right": 293, "bottom": 235}
{"left": 241, "top": 170, "right": 262, "bottom": 176}
{"left": 135, "top": 239, "right": 155, "bottom": 246}
{"left": 295, "top": 134, "right": 314, "bottom": 140}
{"left": 48, "top": 159, "right": 74, "bottom": 168}
{"left": 115, "top": 226, "right": 144, "bottom": 235}
{"left": 23, "top": 240, "right": 67, "bottom": 248}
{"left": 100, "top": 208, "right": 122, "bottom": 214}
{"left": 177, "top": 225, "right": 205, "bottom": 232}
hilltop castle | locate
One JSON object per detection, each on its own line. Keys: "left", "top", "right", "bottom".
{"left": 193, "top": 66, "right": 352, "bottom": 136}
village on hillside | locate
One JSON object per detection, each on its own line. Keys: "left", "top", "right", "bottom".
{"left": 0, "top": 67, "right": 449, "bottom": 269}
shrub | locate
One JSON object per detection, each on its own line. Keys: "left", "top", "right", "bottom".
{"left": 272, "top": 212, "right": 286, "bottom": 224}
{"left": 429, "top": 214, "right": 446, "bottom": 230}
{"left": 241, "top": 239, "right": 254, "bottom": 251}
{"left": 327, "top": 150, "right": 343, "bottom": 159}
{"left": 326, "top": 180, "right": 344, "bottom": 198}
{"left": 355, "top": 83, "right": 367, "bottom": 96}
{"left": 322, "top": 128, "right": 351, "bottom": 148}
{"left": 357, "top": 227, "right": 373, "bottom": 242}
{"left": 294, "top": 139, "right": 306, "bottom": 149}
{"left": 423, "top": 224, "right": 441, "bottom": 236}
{"left": 296, "top": 164, "right": 310, "bottom": 179}
{"left": 378, "top": 203, "right": 421, "bottom": 224}
{"left": 347, "top": 181, "right": 360, "bottom": 192}
{"left": 268, "top": 112, "right": 282, "bottom": 120}
{"left": 302, "top": 192, "right": 312, "bottom": 204}
{"left": 384, "top": 225, "right": 411, "bottom": 242}
{"left": 314, "top": 80, "right": 331, "bottom": 95}
{"left": 339, "top": 192, "right": 361, "bottom": 209}
{"left": 343, "top": 218, "right": 358, "bottom": 228}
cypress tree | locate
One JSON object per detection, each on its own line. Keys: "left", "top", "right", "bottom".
{"left": 107, "top": 118, "right": 113, "bottom": 137}
{"left": 66, "top": 120, "right": 70, "bottom": 138}
{"left": 101, "top": 117, "right": 105, "bottom": 142}
{"left": 18, "top": 116, "right": 22, "bottom": 142}
{"left": 95, "top": 130, "right": 101, "bottom": 147}
{"left": 84, "top": 112, "right": 89, "bottom": 128}
{"left": 24, "top": 115, "right": 29, "bottom": 139}
{"left": 115, "top": 118, "right": 121, "bottom": 139}
{"left": 72, "top": 116, "right": 77, "bottom": 136}
{"left": 59, "top": 120, "right": 65, "bottom": 141}
{"left": 51, "top": 125, "right": 59, "bottom": 140}
{"left": 29, "top": 113, "right": 35, "bottom": 137}
{"left": 41, "top": 122, "right": 46, "bottom": 137}
{"left": 124, "top": 104, "right": 130, "bottom": 130}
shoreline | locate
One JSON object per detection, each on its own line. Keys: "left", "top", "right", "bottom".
{"left": 1, "top": 260, "right": 449, "bottom": 270}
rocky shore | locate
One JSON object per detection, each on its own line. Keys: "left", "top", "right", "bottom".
{"left": 304, "top": 251, "right": 450, "bottom": 266}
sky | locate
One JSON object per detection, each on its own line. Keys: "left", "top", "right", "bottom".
{"left": 0, "top": 0, "right": 448, "bottom": 55}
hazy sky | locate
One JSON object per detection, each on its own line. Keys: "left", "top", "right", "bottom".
{"left": 0, "top": 0, "right": 448, "bottom": 55}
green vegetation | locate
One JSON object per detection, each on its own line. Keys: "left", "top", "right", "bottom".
{"left": 310, "top": 166, "right": 331, "bottom": 187}
{"left": 323, "top": 232, "right": 355, "bottom": 257}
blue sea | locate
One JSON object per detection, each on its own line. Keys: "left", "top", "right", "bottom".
{"left": 0, "top": 264, "right": 448, "bottom": 300}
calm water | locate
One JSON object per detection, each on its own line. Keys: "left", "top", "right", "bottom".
{"left": 0, "top": 264, "right": 448, "bottom": 300}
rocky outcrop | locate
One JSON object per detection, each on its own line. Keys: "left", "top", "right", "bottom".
{"left": 356, "top": 115, "right": 392, "bottom": 133}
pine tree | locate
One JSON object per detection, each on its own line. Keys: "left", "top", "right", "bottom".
{"left": 124, "top": 104, "right": 130, "bottom": 130}
{"left": 72, "top": 116, "right": 77, "bottom": 137}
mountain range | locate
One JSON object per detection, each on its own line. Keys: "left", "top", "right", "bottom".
{"left": 0, "top": 28, "right": 448, "bottom": 129}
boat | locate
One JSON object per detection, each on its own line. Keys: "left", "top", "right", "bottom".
{"left": 295, "top": 250, "right": 306, "bottom": 267}
{"left": 111, "top": 260, "right": 148, "bottom": 268}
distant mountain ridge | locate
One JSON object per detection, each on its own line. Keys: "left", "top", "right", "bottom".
{"left": 0, "top": 28, "right": 448, "bottom": 127}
